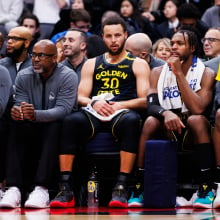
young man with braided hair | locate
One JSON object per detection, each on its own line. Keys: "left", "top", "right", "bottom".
{"left": 129, "top": 29, "right": 216, "bottom": 208}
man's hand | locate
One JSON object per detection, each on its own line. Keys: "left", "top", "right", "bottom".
{"left": 162, "top": 110, "right": 185, "bottom": 134}
{"left": 21, "top": 102, "right": 36, "bottom": 121}
{"left": 167, "top": 55, "right": 183, "bottom": 76}
{"left": 92, "top": 100, "right": 115, "bottom": 116}
{"left": 11, "top": 106, "right": 24, "bottom": 121}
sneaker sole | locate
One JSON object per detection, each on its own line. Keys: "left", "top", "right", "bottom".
{"left": 0, "top": 202, "right": 21, "bottom": 208}
{"left": 128, "top": 202, "right": 143, "bottom": 208}
{"left": 108, "top": 200, "right": 128, "bottom": 208}
{"left": 213, "top": 203, "right": 220, "bottom": 209}
{"left": 50, "top": 199, "right": 75, "bottom": 208}
{"left": 24, "top": 203, "right": 49, "bottom": 208}
{"left": 193, "top": 203, "right": 212, "bottom": 209}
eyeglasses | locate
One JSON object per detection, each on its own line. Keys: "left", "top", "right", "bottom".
{"left": 201, "top": 37, "right": 220, "bottom": 44}
{"left": 31, "top": 52, "right": 55, "bottom": 60}
{"left": 6, "top": 36, "right": 27, "bottom": 42}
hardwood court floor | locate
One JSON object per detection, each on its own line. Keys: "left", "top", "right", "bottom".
{"left": 0, "top": 207, "right": 220, "bottom": 220}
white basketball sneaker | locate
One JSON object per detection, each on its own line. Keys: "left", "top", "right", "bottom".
{"left": 0, "top": 187, "right": 21, "bottom": 208}
{"left": 24, "top": 186, "right": 49, "bottom": 208}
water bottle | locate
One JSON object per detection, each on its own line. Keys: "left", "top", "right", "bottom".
{"left": 87, "top": 166, "right": 99, "bottom": 207}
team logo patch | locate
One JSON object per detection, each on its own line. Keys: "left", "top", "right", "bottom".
{"left": 49, "top": 92, "right": 55, "bottom": 101}
{"left": 97, "top": 64, "right": 104, "bottom": 70}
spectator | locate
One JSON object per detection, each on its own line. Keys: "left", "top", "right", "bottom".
{"left": 50, "top": 8, "right": 92, "bottom": 44}
{"left": 92, "top": 10, "right": 121, "bottom": 36}
{"left": 201, "top": 0, "right": 220, "bottom": 28}
{"left": 142, "top": 0, "right": 213, "bottom": 24}
{"left": 141, "top": 0, "right": 166, "bottom": 24}
{"left": 19, "top": 13, "right": 40, "bottom": 53}
{"left": 102, "top": 10, "right": 121, "bottom": 23}
{"left": 0, "top": 0, "right": 23, "bottom": 36}
{"left": 71, "top": 0, "right": 85, "bottom": 9}
{"left": 49, "top": 16, "right": 150, "bottom": 209}
{"left": 68, "top": 8, "right": 91, "bottom": 33}
{"left": 0, "top": 39, "right": 78, "bottom": 208}
{"left": 0, "top": 26, "right": 32, "bottom": 84}
{"left": 152, "top": 38, "right": 172, "bottom": 61}
{"left": 128, "top": 29, "right": 215, "bottom": 208}
{"left": 83, "top": 0, "right": 121, "bottom": 34}
{"left": 61, "top": 28, "right": 87, "bottom": 80}
{"left": 49, "top": 0, "right": 88, "bottom": 39}
{"left": 156, "top": 0, "right": 179, "bottom": 38}
{"left": 125, "top": 32, "right": 165, "bottom": 69}
{"left": 33, "top": 0, "right": 70, "bottom": 40}
{"left": 120, "top": 0, "right": 142, "bottom": 35}
{"left": 167, "top": 3, "right": 209, "bottom": 58}
{"left": 119, "top": 0, "right": 161, "bottom": 43}
{"left": 56, "top": 37, "right": 65, "bottom": 63}
{"left": 51, "top": 9, "right": 106, "bottom": 61}
{"left": 202, "top": 28, "right": 220, "bottom": 60}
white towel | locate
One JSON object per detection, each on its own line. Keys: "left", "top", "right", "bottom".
{"left": 157, "top": 57, "right": 205, "bottom": 113}
{"left": 82, "top": 93, "right": 128, "bottom": 121}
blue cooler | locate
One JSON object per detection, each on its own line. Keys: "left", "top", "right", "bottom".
{"left": 144, "top": 140, "right": 177, "bottom": 208}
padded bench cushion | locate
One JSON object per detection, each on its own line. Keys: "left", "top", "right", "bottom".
{"left": 144, "top": 140, "right": 177, "bottom": 208}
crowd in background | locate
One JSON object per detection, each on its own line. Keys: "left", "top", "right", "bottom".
{"left": 0, "top": 0, "right": 218, "bottom": 61}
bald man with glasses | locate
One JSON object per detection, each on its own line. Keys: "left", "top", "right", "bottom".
{"left": 0, "top": 40, "right": 78, "bottom": 209}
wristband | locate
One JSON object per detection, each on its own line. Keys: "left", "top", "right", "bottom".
{"left": 147, "top": 93, "right": 160, "bottom": 105}
{"left": 147, "top": 104, "right": 166, "bottom": 120}
{"left": 146, "top": 93, "right": 167, "bottom": 120}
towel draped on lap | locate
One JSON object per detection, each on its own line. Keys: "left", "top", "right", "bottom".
{"left": 82, "top": 93, "right": 128, "bottom": 121}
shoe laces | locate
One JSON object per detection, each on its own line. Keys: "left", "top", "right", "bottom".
{"left": 113, "top": 185, "right": 127, "bottom": 197}
{"left": 54, "top": 189, "right": 73, "bottom": 200}
{"left": 198, "top": 184, "right": 211, "bottom": 198}
{"left": 4, "top": 187, "right": 20, "bottom": 196}
{"left": 132, "top": 182, "right": 143, "bottom": 198}
{"left": 2, "top": 187, "right": 21, "bottom": 202}
{"left": 55, "top": 190, "right": 66, "bottom": 198}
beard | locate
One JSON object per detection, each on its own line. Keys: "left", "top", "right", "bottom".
{"left": 33, "top": 67, "right": 43, "bottom": 74}
{"left": 108, "top": 41, "right": 125, "bottom": 56}
{"left": 64, "top": 48, "right": 81, "bottom": 59}
{"left": 6, "top": 43, "right": 26, "bottom": 58}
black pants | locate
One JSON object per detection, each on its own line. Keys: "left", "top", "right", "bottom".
{"left": 60, "top": 110, "right": 142, "bottom": 155}
{"left": 5, "top": 120, "right": 61, "bottom": 190}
